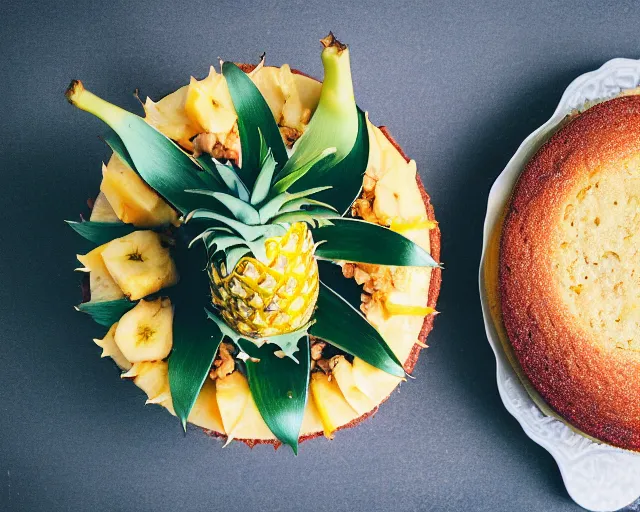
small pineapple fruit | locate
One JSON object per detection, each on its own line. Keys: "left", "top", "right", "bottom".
{"left": 93, "top": 322, "right": 132, "bottom": 371}
{"left": 310, "top": 371, "right": 358, "bottom": 439}
{"left": 330, "top": 356, "right": 375, "bottom": 415}
{"left": 210, "top": 222, "right": 319, "bottom": 338}
{"left": 90, "top": 192, "right": 119, "bottom": 223}
{"left": 101, "top": 230, "right": 178, "bottom": 300}
{"left": 114, "top": 298, "right": 173, "bottom": 362}
{"left": 184, "top": 67, "right": 237, "bottom": 136}
{"left": 101, "top": 154, "right": 178, "bottom": 227}
{"left": 77, "top": 244, "right": 124, "bottom": 302}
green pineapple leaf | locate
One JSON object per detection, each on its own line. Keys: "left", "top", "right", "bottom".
{"left": 316, "top": 260, "right": 362, "bottom": 309}
{"left": 169, "top": 305, "right": 224, "bottom": 431}
{"left": 272, "top": 148, "right": 336, "bottom": 194}
{"left": 185, "top": 190, "right": 260, "bottom": 225}
{"left": 76, "top": 298, "right": 137, "bottom": 327}
{"left": 66, "top": 220, "right": 137, "bottom": 245}
{"left": 250, "top": 149, "right": 277, "bottom": 206}
{"left": 222, "top": 62, "right": 288, "bottom": 188}
{"left": 65, "top": 81, "right": 214, "bottom": 215}
{"left": 186, "top": 209, "right": 286, "bottom": 242}
{"left": 288, "top": 108, "right": 369, "bottom": 215}
{"left": 310, "top": 283, "right": 405, "bottom": 378}
{"left": 258, "top": 186, "right": 332, "bottom": 223}
{"left": 210, "top": 159, "right": 251, "bottom": 202}
{"left": 312, "top": 218, "right": 440, "bottom": 267}
{"left": 238, "top": 336, "right": 310, "bottom": 454}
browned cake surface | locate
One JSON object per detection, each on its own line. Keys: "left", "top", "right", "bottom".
{"left": 500, "top": 95, "right": 640, "bottom": 450}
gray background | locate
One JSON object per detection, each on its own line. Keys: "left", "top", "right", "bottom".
{"left": 1, "top": 0, "right": 638, "bottom": 511}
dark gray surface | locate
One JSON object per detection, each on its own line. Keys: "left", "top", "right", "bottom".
{"left": 1, "top": 1, "right": 639, "bottom": 511}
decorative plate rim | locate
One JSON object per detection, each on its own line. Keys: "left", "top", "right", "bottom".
{"left": 478, "top": 58, "right": 640, "bottom": 512}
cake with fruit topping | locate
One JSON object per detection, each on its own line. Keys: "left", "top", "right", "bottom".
{"left": 66, "top": 33, "right": 441, "bottom": 452}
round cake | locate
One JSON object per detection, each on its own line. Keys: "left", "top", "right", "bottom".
{"left": 66, "top": 34, "right": 442, "bottom": 451}
{"left": 500, "top": 95, "right": 640, "bottom": 451}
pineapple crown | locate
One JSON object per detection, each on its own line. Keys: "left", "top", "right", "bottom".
{"left": 184, "top": 131, "right": 338, "bottom": 273}
{"left": 65, "top": 33, "right": 440, "bottom": 453}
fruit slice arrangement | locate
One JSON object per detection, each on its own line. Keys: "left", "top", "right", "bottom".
{"left": 66, "top": 33, "right": 441, "bottom": 453}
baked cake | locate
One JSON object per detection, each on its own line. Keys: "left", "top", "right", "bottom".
{"left": 500, "top": 95, "right": 640, "bottom": 450}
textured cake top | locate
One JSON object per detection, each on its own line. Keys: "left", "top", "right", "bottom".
{"left": 500, "top": 95, "right": 640, "bottom": 450}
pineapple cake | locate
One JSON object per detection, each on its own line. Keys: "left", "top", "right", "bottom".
{"left": 66, "top": 33, "right": 442, "bottom": 452}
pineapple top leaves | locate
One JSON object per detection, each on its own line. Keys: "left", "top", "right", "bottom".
{"left": 222, "top": 62, "right": 288, "bottom": 188}
{"left": 66, "top": 34, "right": 441, "bottom": 453}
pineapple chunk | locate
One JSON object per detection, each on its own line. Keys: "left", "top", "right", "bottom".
{"left": 215, "top": 371, "right": 251, "bottom": 438}
{"left": 185, "top": 68, "right": 237, "bottom": 136}
{"left": 101, "top": 154, "right": 178, "bottom": 227}
{"left": 292, "top": 72, "right": 322, "bottom": 114}
{"left": 115, "top": 298, "right": 173, "bottom": 363}
{"left": 124, "top": 360, "right": 171, "bottom": 405}
{"left": 93, "top": 322, "right": 132, "bottom": 371}
{"left": 90, "top": 192, "right": 120, "bottom": 223}
{"left": 300, "top": 395, "right": 324, "bottom": 435}
{"left": 231, "top": 392, "right": 276, "bottom": 441}
{"left": 249, "top": 66, "right": 285, "bottom": 119}
{"left": 330, "top": 356, "right": 375, "bottom": 415}
{"left": 279, "top": 64, "right": 307, "bottom": 131}
{"left": 101, "top": 230, "right": 178, "bottom": 300}
{"left": 310, "top": 372, "right": 358, "bottom": 439}
{"left": 181, "top": 379, "right": 224, "bottom": 433}
{"left": 351, "top": 358, "right": 403, "bottom": 404}
{"left": 77, "top": 244, "right": 124, "bottom": 302}
{"left": 126, "top": 361, "right": 224, "bottom": 432}
{"left": 143, "top": 85, "right": 200, "bottom": 150}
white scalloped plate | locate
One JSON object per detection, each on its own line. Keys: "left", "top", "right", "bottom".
{"left": 479, "top": 58, "right": 640, "bottom": 512}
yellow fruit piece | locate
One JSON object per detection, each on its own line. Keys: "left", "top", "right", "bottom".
{"left": 171, "top": 379, "right": 224, "bottom": 433}
{"left": 230, "top": 392, "right": 274, "bottom": 440}
{"left": 383, "top": 290, "right": 436, "bottom": 317}
{"left": 114, "top": 298, "right": 173, "bottom": 363}
{"left": 351, "top": 358, "right": 403, "bottom": 404}
{"left": 291, "top": 73, "right": 322, "bottom": 116}
{"left": 300, "top": 395, "right": 324, "bottom": 435}
{"left": 279, "top": 64, "right": 306, "bottom": 131}
{"left": 90, "top": 192, "right": 119, "bottom": 223}
{"left": 184, "top": 68, "right": 237, "bottom": 136}
{"left": 77, "top": 244, "right": 124, "bottom": 302}
{"left": 125, "top": 361, "right": 224, "bottom": 432}
{"left": 331, "top": 356, "right": 375, "bottom": 415}
{"left": 215, "top": 371, "right": 251, "bottom": 438}
{"left": 101, "top": 154, "right": 178, "bottom": 227}
{"left": 93, "top": 322, "right": 132, "bottom": 371}
{"left": 249, "top": 66, "right": 285, "bottom": 119}
{"left": 123, "top": 360, "right": 171, "bottom": 405}
{"left": 390, "top": 217, "right": 438, "bottom": 235}
{"left": 143, "top": 85, "right": 199, "bottom": 150}
{"left": 310, "top": 372, "right": 358, "bottom": 439}
{"left": 210, "top": 222, "right": 319, "bottom": 338}
{"left": 101, "top": 230, "right": 178, "bottom": 300}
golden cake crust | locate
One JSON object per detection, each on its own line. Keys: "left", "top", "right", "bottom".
{"left": 500, "top": 95, "right": 640, "bottom": 451}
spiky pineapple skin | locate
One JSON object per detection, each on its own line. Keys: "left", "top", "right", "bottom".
{"left": 209, "top": 222, "right": 318, "bottom": 337}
